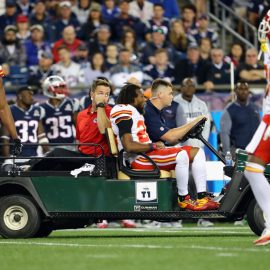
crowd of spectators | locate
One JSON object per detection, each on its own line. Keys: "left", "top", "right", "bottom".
{"left": 0, "top": 0, "right": 267, "bottom": 98}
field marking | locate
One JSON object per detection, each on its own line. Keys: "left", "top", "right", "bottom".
{"left": 65, "top": 227, "right": 253, "bottom": 235}
{"left": 153, "top": 230, "right": 251, "bottom": 234}
{"left": 63, "top": 227, "right": 252, "bottom": 232}
{"left": 216, "top": 253, "right": 237, "bottom": 257}
{"left": 86, "top": 254, "right": 119, "bottom": 259}
{"left": 0, "top": 241, "right": 269, "bottom": 253}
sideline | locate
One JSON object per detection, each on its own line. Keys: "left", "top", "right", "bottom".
{"left": 0, "top": 241, "right": 269, "bottom": 253}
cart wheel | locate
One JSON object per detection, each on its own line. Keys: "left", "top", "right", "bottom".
{"left": 246, "top": 198, "right": 265, "bottom": 236}
{"left": 0, "top": 195, "right": 41, "bottom": 238}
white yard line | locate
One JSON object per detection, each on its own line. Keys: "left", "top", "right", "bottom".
{"left": 0, "top": 241, "right": 269, "bottom": 253}
{"left": 216, "top": 253, "right": 237, "bottom": 257}
{"left": 63, "top": 227, "right": 251, "bottom": 232}
{"left": 154, "top": 230, "right": 251, "bottom": 234}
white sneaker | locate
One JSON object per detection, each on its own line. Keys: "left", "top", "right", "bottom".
{"left": 160, "top": 222, "right": 172, "bottom": 228}
{"left": 108, "top": 222, "right": 121, "bottom": 228}
{"left": 234, "top": 219, "right": 245, "bottom": 226}
{"left": 142, "top": 221, "right": 161, "bottom": 228}
{"left": 254, "top": 228, "right": 270, "bottom": 246}
{"left": 121, "top": 220, "right": 137, "bottom": 228}
{"left": 170, "top": 220, "right": 183, "bottom": 228}
{"left": 70, "top": 163, "right": 95, "bottom": 178}
{"left": 197, "top": 219, "right": 214, "bottom": 227}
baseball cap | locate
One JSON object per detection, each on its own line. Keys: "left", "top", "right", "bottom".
{"left": 30, "top": 24, "right": 44, "bottom": 32}
{"left": 152, "top": 26, "right": 168, "bottom": 35}
{"left": 78, "top": 43, "right": 88, "bottom": 51}
{"left": 6, "top": 0, "right": 16, "bottom": 7}
{"left": 98, "top": 24, "right": 110, "bottom": 32}
{"left": 90, "top": 3, "right": 101, "bottom": 12}
{"left": 4, "top": 25, "right": 17, "bottom": 33}
{"left": 198, "top": 14, "right": 208, "bottom": 20}
{"left": 59, "top": 1, "right": 71, "bottom": 8}
{"left": 188, "top": 44, "right": 199, "bottom": 50}
{"left": 17, "top": 86, "right": 34, "bottom": 95}
{"left": 40, "top": 51, "right": 53, "bottom": 59}
{"left": 16, "top": 15, "right": 28, "bottom": 23}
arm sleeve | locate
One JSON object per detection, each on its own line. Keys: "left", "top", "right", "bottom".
{"left": 220, "top": 109, "right": 232, "bottom": 154}
{"left": 116, "top": 119, "right": 133, "bottom": 139}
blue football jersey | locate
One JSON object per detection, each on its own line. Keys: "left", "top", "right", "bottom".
{"left": 10, "top": 104, "right": 42, "bottom": 157}
{"left": 40, "top": 98, "right": 79, "bottom": 145}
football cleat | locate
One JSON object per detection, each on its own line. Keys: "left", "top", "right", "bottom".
{"left": 197, "top": 218, "right": 214, "bottom": 227}
{"left": 97, "top": 220, "right": 108, "bottom": 229}
{"left": 121, "top": 220, "right": 137, "bottom": 228}
{"left": 178, "top": 195, "right": 200, "bottom": 211}
{"left": 197, "top": 197, "right": 220, "bottom": 210}
{"left": 254, "top": 228, "right": 270, "bottom": 246}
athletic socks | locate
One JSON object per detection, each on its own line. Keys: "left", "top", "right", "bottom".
{"left": 175, "top": 150, "right": 190, "bottom": 196}
{"left": 192, "top": 148, "right": 207, "bottom": 193}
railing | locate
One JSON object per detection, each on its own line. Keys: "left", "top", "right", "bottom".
{"left": 208, "top": 0, "right": 258, "bottom": 52}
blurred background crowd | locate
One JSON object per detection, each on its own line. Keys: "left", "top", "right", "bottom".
{"left": 0, "top": 0, "right": 269, "bottom": 104}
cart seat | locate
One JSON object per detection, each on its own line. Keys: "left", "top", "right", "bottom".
{"left": 105, "top": 128, "right": 171, "bottom": 180}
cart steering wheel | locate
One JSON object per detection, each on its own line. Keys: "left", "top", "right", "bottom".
{"left": 180, "top": 117, "right": 207, "bottom": 142}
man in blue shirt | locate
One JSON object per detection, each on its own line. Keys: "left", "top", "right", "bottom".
{"left": 220, "top": 81, "right": 260, "bottom": 156}
{"left": 144, "top": 78, "right": 219, "bottom": 211}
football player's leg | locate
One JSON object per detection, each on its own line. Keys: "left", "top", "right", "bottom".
{"left": 190, "top": 147, "right": 219, "bottom": 210}
{"left": 190, "top": 147, "right": 207, "bottom": 193}
{"left": 245, "top": 158, "right": 270, "bottom": 245}
{"left": 244, "top": 161, "right": 270, "bottom": 246}
{"left": 174, "top": 150, "right": 189, "bottom": 196}
{"left": 132, "top": 147, "right": 182, "bottom": 170}
{"left": 174, "top": 150, "right": 200, "bottom": 211}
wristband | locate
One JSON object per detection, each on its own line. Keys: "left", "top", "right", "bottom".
{"left": 96, "top": 102, "right": 105, "bottom": 108}
{"left": 149, "top": 143, "right": 157, "bottom": 151}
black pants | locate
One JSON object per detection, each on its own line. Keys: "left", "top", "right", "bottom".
{"left": 30, "top": 148, "right": 92, "bottom": 171}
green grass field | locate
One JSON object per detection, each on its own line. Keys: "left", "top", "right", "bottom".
{"left": 0, "top": 224, "right": 269, "bottom": 270}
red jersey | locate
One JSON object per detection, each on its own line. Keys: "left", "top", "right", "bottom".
{"left": 76, "top": 105, "right": 112, "bottom": 156}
